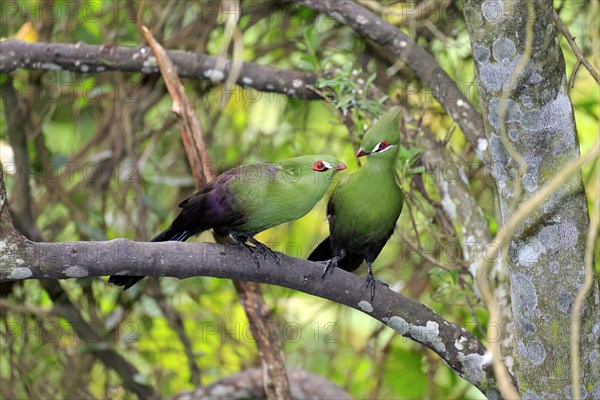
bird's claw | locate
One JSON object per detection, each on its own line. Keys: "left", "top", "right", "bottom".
{"left": 230, "top": 235, "right": 262, "bottom": 268}
{"left": 365, "top": 271, "right": 388, "bottom": 301}
{"left": 247, "top": 237, "right": 280, "bottom": 265}
{"left": 318, "top": 257, "right": 339, "bottom": 278}
{"left": 260, "top": 245, "right": 281, "bottom": 264}
{"left": 245, "top": 244, "right": 262, "bottom": 268}
{"left": 321, "top": 261, "right": 334, "bottom": 278}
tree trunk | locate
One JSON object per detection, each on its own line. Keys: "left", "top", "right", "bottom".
{"left": 462, "top": 0, "right": 600, "bottom": 397}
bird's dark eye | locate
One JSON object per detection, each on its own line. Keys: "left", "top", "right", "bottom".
{"left": 377, "top": 141, "right": 390, "bottom": 151}
{"left": 312, "top": 161, "right": 328, "bottom": 171}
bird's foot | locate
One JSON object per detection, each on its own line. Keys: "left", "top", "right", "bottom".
{"left": 365, "top": 269, "right": 388, "bottom": 301}
{"left": 247, "top": 237, "right": 281, "bottom": 264}
{"left": 318, "top": 257, "right": 340, "bottom": 278}
{"left": 231, "top": 234, "right": 262, "bottom": 268}
{"left": 244, "top": 243, "right": 262, "bottom": 268}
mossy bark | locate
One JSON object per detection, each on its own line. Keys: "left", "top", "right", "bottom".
{"left": 462, "top": 0, "right": 600, "bottom": 397}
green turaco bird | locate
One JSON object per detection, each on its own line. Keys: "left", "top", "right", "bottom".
{"left": 109, "top": 155, "right": 346, "bottom": 289}
{"left": 309, "top": 107, "right": 404, "bottom": 299}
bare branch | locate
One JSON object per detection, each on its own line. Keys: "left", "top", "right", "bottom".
{"left": 0, "top": 40, "right": 320, "bottom": 100}
{"left": 139, "top": 25, "right": 214, "bottom": 186}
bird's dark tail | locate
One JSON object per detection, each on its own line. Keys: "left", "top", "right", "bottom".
{"left": 338, "top": 253, "right": 364, "bottom": 272}
{"left": 308, "top": 237, "right": 333, "bottom": 262}
{"left": 308, "top": 237, "right": 364, "bottom": 272}
{"left": 108, "top": 226, "right": 192, "bottom": 289}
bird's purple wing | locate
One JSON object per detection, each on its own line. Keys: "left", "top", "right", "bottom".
{"left": 171, "top": 168, "right": 248, "bottom": 237}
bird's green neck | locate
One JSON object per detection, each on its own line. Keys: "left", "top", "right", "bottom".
{"left": 361, "top": 147, "right": 399, "bottom": 174}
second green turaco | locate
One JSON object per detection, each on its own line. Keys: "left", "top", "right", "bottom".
{"left": 309, "top": 107, "right": 404, "bottom": 300}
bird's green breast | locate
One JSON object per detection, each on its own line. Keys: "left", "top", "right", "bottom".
{"left": 330, "top": 160, "right": 403, "bottom": 249}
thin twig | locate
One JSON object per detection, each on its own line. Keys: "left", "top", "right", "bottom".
{"left": 404, "top": 190, "right": 425, "bottom": 256}
{"left": 399, "top": 230, "right": 453, "bottom": 271}
{"left": 147, "top": 280, "right": 202, "bottom": 386}
{"left": 570, "top": 144, "right": 600, "bottom": 400}
{"left": 0, "top": 299, "right": 53, "bottom": 316}
{"left": 553, "top": 10, "right": 600, "bottom": 85}
{"left": 568, "top": 59, "right": 582, "bottom": 89}
{"left": 458, "top": 275, "right": 485, "bottom": 338}
{"left": 140, "top": 25, "right": 214, "bottom": 186}
{"left": 368, "top": 333, "right": 395, "bottom": 399}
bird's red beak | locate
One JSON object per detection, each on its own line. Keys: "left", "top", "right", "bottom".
{"left": 356, "top": 148, "right": 369, "bottom": 157}
{"left": 335, "top": 162, "right": 347, "bottom": 171}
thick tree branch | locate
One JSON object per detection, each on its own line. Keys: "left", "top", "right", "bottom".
{"left": 0, "top": 36, "right": 490, "bottom": 162}
{"left": 290, "top": 0, "right": 488, "bottom": 159}
{"left": 0, "top": 40, "right": 320, "bottom": 100}
{"left": 0, "top": 232, "right": 500, "bottom": 397}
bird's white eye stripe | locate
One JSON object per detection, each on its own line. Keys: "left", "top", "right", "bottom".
{"left": 371, "top": 142, "right": 395, "bottom": 153}
{"left": 322, "top": 161, "right": 332, "bottom": 169}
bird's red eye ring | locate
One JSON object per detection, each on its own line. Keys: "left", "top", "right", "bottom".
{"left": 377, "top": 141, "right": 390, "bottom": 151}
{"left": 312, "top": 161, "right": 327, "bottom": 171}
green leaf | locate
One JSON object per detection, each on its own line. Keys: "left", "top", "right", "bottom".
{"left": 385, "top": 346, "right": 427, "bottom": 397}
{"left": 364, "top": 72, "right": 377, "bottom": 93}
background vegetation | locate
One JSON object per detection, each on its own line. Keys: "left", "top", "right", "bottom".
{"left": 0, "top": 0, "right": 598, "bottom": 398}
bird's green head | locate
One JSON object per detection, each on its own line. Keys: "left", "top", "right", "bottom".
{"left": 356, "top": 107, "right": 401, "bottom": 161}
{"left": 279, "top": 155, "right": 346, "bottom": 181}
{"left": 269, "top": 155, "right": 345, "bottom": 213}
{"left": 277, "top": 155, "right": 346, "bottom": 191}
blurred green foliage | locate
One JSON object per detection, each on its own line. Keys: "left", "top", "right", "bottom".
{"left": 0, "top": 1, "right": 598, "bottom": 399}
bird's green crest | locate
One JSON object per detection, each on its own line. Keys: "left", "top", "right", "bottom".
{"left": 358, "top": 107, "right": 402, "bottom": 157}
